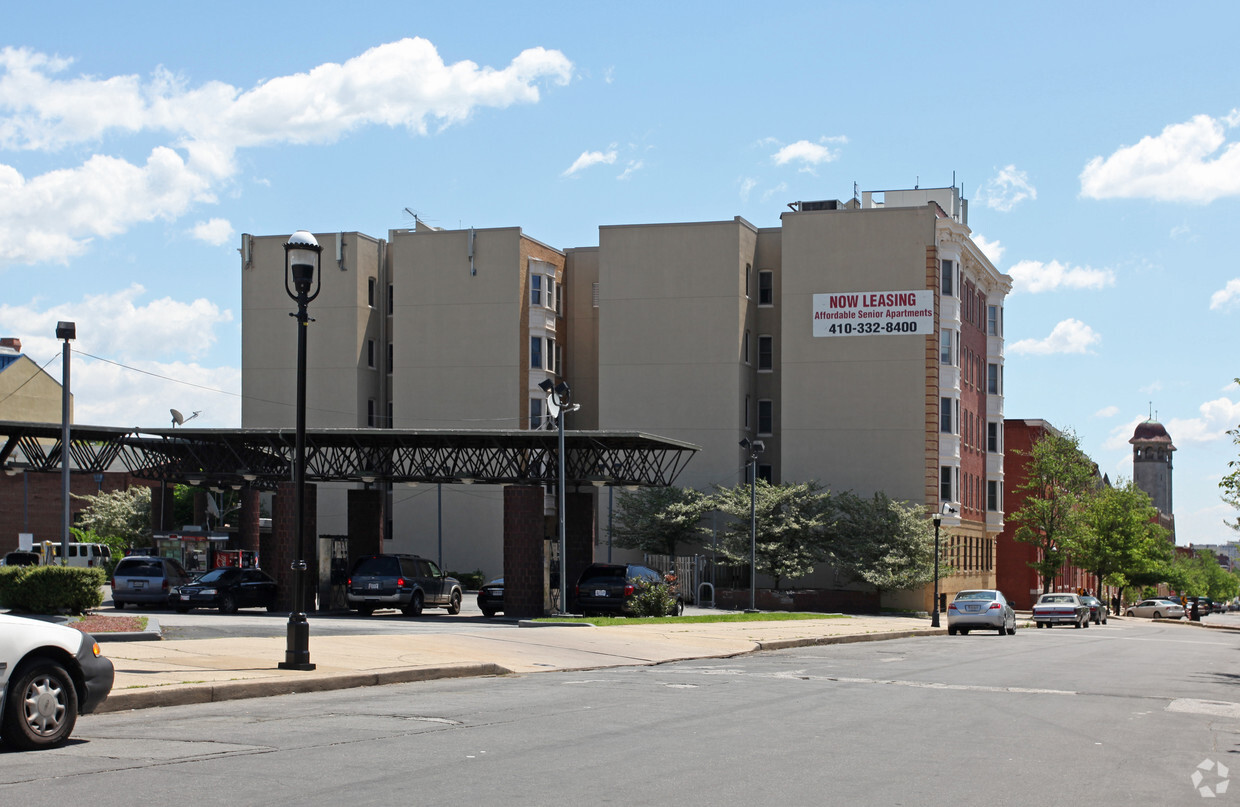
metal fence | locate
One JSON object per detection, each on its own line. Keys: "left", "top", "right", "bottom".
{"left": 642, "top": 553, "right": 735, "bottom": 606}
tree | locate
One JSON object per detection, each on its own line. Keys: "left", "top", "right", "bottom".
{"left": 712, "top": 479, "right": 831, "bottom": 590}
{"left": 610, "top": 486, "right": 713, "bottom": 556}
{"left": 830, "top": 491, "right": 937, "bottom": 595}
{"left": 1065, "top": 480, "right": 1169, "bottom": 600}
{"left": 1220, "top": 416, "right": 1240, "bottom": 532}
{"left": 1008, "top": 430, "right": 1097, "bottom": 594}
{"left": 1172, "top": 552, "right": 1240, "bottom": 601}
{"left": 72, "top": 486, "right": 152, "bottom": 553}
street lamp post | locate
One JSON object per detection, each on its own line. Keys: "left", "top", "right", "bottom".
{"left": 279, "top": 230, "right": 321, "bottom": 671}
{"left": 56, "top": 321, "right": 75, "bottom": 562}
{"left": 930, "top": 502, "right": 957, "bottom": 628}
{"left": 739, "top": 438, "right": 764, "bottom": 613}
{"left": 540, "top": 379, "right": 579, "bottom": 615}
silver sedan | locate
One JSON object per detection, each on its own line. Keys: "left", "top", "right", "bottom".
{"left": 1125, "top": 599, "right": 1185, "bottom": 619}
{"left": 946, "top": 589, "right": 1017, "bottom": 636}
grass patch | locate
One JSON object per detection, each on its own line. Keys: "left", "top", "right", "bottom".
{"left": 532, "top": 612, "right": 850, "bottom": 627}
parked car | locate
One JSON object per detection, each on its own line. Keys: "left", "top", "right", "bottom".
{"left": 478, "top": 577, "right": 504, "bottom": 618}
{"left": 0, "top": 551, "right": 40, "bottom": 567}
{"left": 170, "top": 567, "right": 279, "bottom": 613}
{"left": 574, "top": 563, "right": 680, "bottom": 616}
{"left": 346, "top": 554, "right": 463, "bottom": 616}
{"left": 0, "top": 613, "right": 114, "bottom": 750}
{"left": 1125, "top": 599, "right": 1185, "bottom": 619}
{"left": 1080, "top": 595, "right": 1109, "bottom": 625}
{"left": 1032, "top": 593, "right": 1090, "bottom": 629}
{"left": 111, "top": 555, "right": 191, "bottom": 609}
{"left": 946, "top": 589, "right": 1016, "bottom": 635}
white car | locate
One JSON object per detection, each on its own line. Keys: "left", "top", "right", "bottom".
{"left": 1032, "top": 593, "right": 1090, "bottom": 629}
{"left": 0, "top": 613, "right": 115, "bottom": 749}
{"left": 1125, "top": 599, "right": 1185, "bottom": 620}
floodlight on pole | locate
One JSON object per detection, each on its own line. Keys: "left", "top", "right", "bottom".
{"left": 541, "top": 378, "right": 579, "bottom": 615}
{"left": 56, "top": 321, "right": 75, "bottom": 564}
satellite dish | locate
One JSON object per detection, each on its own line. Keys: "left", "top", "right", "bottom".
{"left": 170, "top": 409, "right": 202, "bottom": 427}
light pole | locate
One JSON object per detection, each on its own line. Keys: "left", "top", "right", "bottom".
{"left": 56, "top": 321, "right": 75, "bottom": 562}
{"left": 540, "top": 379, "right": 579, "bottom": 615}
{"left": 930, "top": 502, "right": 957, "bottom": 628}
{"left": 739, "top": 438, "right": 764, "bottom": 613}
{"left": 279, "top": 230, "right": 321, "bottom": 671}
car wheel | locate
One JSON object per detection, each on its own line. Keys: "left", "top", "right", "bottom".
{"left": 1082, "top": 618, "right": 1089, "bottom": 628}
{"left": 1126, "top": 610, "right": 1135, "bottom": 617}
{"left": 1, "top": 658, "right": 79, "bottom": 750}
{"left": 175, "top": 607, "right": 189, "bottom": 614}
{"left": 1036, "top": 622, "right": 1044, "bottom": 629}
{"left": 997, "top": 625, "right": 1006, "bottom": 636}
{"left": 446, "top": 590, "right": 462, "bottom": 615}
{"left": 356, "top": 606, "right": 374, "bottom": 617}
{"left": 669, "top": 598, "right": 684, "bottom": 617}
{"left": 1152, "top": 611, "right": 1162, "bottom": 619}
{"left": 947, "top": 627, "right": 957, "bottom": 635}
{"left": 113, "top": 601, "right": 126, "bottom": 610}
{"left": 960, "top": 629, "right": 969, "bottom": 635}
{"left": 1007, "top": 624, "right": 1016, "bottom": 635}
{"left": 266, "top": 602, "right": 279, "bottom": 613}
{"left": 219, "top": 594, "right": 238, "bottom": 614}
{"left": 480, "top": 606, "right": 497, "bottom": 618}
{"left": 402, "top": 591, "right": 424, "bottom": 617}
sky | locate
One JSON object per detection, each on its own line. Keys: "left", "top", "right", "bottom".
{"left": 2, "top": 2, "right": 1239, "bottom": 546}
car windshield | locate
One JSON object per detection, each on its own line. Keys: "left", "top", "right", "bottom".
{"left": 195, "top": 568, "right": 238, "bottom": 584}
{"left": 117, "top": 559, "right": 165, "bottom": 577}
{"left": 352, "top": 556, "right": 398, "bottom": 576}
{"left": 579, "top": 565, "right": 625, "bottom": 581}
{"left": 955, "top": 591, "right": 997, "bottom": 601}
{"left": 1040, "top": 595, "right": 1074, "bottom": 603}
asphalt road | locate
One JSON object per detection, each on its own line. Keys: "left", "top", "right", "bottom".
{"left": 4, "top": 617, "right": 1238, "bottom": 805}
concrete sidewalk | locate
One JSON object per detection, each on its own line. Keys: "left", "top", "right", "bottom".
{"left": 95, "top": 615, "right": 943, "bottom": 712}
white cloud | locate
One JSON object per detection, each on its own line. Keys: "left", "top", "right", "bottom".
{"left": 1007, "top": 259, "right": 1116, "bottom": 294}
{"left": 982, "top": 165, "right": 1037, "bottom": 211}
{"left": 760, "top": 182, "right": 788, "bottom": 203}
{"left": 739, "top": 177, "right": 757, "bottom": 201}
{"left": 1139, "top": 380, "right": 1163, "bottom": 395}
{"left": 1210, "top": 278, "right": 1240, "bottom": 311}
{"left": 617, "top": 160, "right": 643, "bottom": 180}
{"left": 0, "top": 40, "right": 573, "bottom": 268}
{"left": 563, "top": 148, "right": 617, "bottom": 176}
{"left": 1103, "top": 416, "right": 1149, "bottom": 451}
{"left": 1166, "top": 396, "right": 1240, "bottom": 443}
{"left": 771, "top": 137, "right": 846, "bottom": 171}
{"left": 1008, "top": 318, "right": 1101, "bottom": 355}
{"left": 190, "top": 218, "right": 234, "bottom": 246}
{"left": 0, "top": 285, "right": 232, "bottom": 363}
{"left": 1095, "top": 405, "right": 1119, "bottom": 418}
{"left": 970, "top": 234, "right": 1005, "bottom": 265}
{"left": 1080, "top": 110, "right": 1240, "bottom": 202}
{"left": 71, "top": 357, "right": 242, "bottom": 429}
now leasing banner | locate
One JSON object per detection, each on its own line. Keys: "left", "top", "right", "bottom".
{"left": 812, "top": 290, "right": 935, "bottom": 337}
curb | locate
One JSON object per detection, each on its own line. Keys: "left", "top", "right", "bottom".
{"left": 757, "top": 629, "right": 945, "bottom": 651}
{"left": 97, "top": 662, "right": 510, "bottom": 713}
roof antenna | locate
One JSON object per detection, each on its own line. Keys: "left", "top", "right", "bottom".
{"left": 171, "top": 409, "right": 201, "bottom": 427}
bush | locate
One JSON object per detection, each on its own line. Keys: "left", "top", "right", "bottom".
{"left": 449, "top": 569, "right": 486, "bottom": 590}
{"left": 627, "top": 580, "right": 679, "bottom": 617}
{"left": 0, "top": 566, "right": 105, "bottom": 615}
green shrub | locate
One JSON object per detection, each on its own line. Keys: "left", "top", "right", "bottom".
{"left": 627, "top": 579, "right": 679, "bottom": 617}
{"left": 449, "top": 569, "right": 486, "bottom": 590}
{"left": 0, "top": 566, "right": 105, "bottom": 615}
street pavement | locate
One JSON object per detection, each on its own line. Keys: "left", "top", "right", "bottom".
{"left": 94, "top": 611, "right": 945, "bottom": 712}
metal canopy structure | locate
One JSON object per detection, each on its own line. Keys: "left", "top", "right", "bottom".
{"left": 0, "top": 421, "right": 698, "bottom": 489}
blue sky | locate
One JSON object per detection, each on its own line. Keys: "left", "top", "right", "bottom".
{"left": 2, "top": 2, "right": 1239, "bottom": 545}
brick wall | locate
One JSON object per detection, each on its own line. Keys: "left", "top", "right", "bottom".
{"left": 503, "top": 486, "right": 546, "bottom": 618}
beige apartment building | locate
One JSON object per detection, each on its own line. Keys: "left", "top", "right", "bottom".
{"left": 241, "top": 186, "right": 1011, "bottom": 607}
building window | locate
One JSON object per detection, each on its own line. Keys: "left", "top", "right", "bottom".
{"left": 388, "top": 284, "right": 393, "bottom": 315}
{"left": 941, "top": 260, "right": 954, "bottom": 296}
{"left": 530, "top": 336, "right": 542, "bottom": 369}
{"left": 530, "top": 398, "right": 543, "bottom": 430}
{"left": 531, "top": 274, "right": 542, "bottom": 307}
{"left": 758, "top": 270, "right": 773, "bottom": 306}
{"left": 757, "top": 464, "right": 773, "bottom": 483}
{"left": 757, "top": 399, "right": 773, "bottom": 435}
{"left": 987, "top": 480, "right": 999, "bottom": 512}
{"left": 758, "top": 335, "right": 773, "bottom": 371}
{"left": 743, "top": 330, "right": 750, "bottom": 364}
{"left": 367, "top": 399, "right": 376, "bottom": 427}
{"left": 554, "top": 280, "right": 562, "bottom": 314}
{"left": 940, "top": 466, "right": 953, "bottom": 503}
{"left": 987, "top": 363, "right": 1000, "bottom": 395}
{"left": 387, "top": 342, "right": 393, "bottom": 374}
{"left": 367, "top": 277, "right": 376, "bottom": 307}
{"left": 745, "top": 263, "right": 751, "bottom": 298}
{"left": 940, "top": 330, "right": 954, "bottom": 365}
{"left": 988, "top": 305, "right": 1001, "bottom": 336}
{"left": 547, "top": 338, "right": 556, "bottom": 373}
{"left": 744, "top": 394, "right": 750, "bottom": 429}
{"left": 940, "top": 397, "right": 954, "bottom": 434}
{"left": 987, "top": 422, "right": 999, "bottom": 453}
{"left": 367, "top": 339, "right": 376, "bottom": 369}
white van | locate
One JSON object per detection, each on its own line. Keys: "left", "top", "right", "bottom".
{"left": 37, "top": 542, "right": 113, "bottom": 568}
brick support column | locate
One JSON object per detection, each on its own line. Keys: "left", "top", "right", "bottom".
{"left": 238, "top": 487, "right": 260, "bottom": 555}
{"left": 272, "top": 481, "right": 318, "bottom": 612}
{"left": 565, "top": 490, "right": 596, "bottom": 611}
{"left": 504, "top": 485, "right": 546, "bottom": 619}
{"left": 347, "top": 488, "right": 385, "bottom": 565}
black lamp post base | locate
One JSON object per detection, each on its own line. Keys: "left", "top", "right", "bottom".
{"left": 279, "top": 612, "right": 315, "bottom": 671}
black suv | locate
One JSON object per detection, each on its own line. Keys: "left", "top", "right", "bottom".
{"left": 574, "top": 563, "right": 679, "bottom": 616}
{"left": 346, "top": 554, "right": 463, "bottom": 616}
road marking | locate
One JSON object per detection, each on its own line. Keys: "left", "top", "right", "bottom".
{"left": 1167, "top": 699, "right": 1240, "bottom": 719}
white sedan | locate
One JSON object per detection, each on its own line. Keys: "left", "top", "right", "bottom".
{"left": 1032, "top": 593, "right": 1090, "bottom": 629}
{"left": 1, "top": 614, "right": 115, "bottom": 749}
{"left": 1125, "top": 599, "right": 1185, "bottom": 620}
